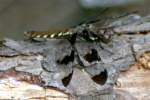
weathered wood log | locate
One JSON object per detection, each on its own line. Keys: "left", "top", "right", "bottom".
{"left": 115, "top": 52, "right": 150, "bottom": 100}
{"left": 0, "top": 14, "right": 150, "bottom": 100}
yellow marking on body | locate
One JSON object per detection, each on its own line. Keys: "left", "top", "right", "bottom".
{"left": 43, "top": 34, "right": 48, "bottom": 38}
{"left": 90, "top": 37, "right": 96, "bottom": 41}
{"left": 64, "top": 32, "right": 72, "bottom": 35}
{"left": 50, "top": 34, "right": 55, "bottom": 38}
{"left": 31, "top": 32, "right": 38, "bottom": 37}
{"left": 66, "top": 32, "right": 70, "bottom": 35}
{"left": 58, "top": 32, "right": 63, "bottom": 36}
{"left": 36, "top": 34, "right": 41, "bottom": 38}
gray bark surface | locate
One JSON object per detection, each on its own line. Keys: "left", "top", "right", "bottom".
{"left": 0, "top": 14, "right": 150, "bottom": 100}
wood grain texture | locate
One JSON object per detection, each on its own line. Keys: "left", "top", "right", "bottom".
{"left": 0, "top": 78, "right": 69, "bottom": 100}
{"left": 115, "top": 53, "right": 150, "bottom": 100}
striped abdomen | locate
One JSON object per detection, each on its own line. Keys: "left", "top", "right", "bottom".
{"left": 24, "top": 30, "right": 73, "bottom": 40}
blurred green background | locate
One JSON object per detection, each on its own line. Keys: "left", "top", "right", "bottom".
{"left": 0, "top": 0, "right": 149, "bottom": 40}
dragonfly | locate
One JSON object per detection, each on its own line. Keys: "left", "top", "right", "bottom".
{"left": 24, "top": 8, "right": 113, "bottom": 44}
{"left": 24, "top": 12, "right": 150, "bottom": 45}
{"left": 24, "top": 23, "right": 113, "bottom": 46}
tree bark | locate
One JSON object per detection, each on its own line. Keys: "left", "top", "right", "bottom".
{"left": 0, "top": 14, "right": 150, "bottom": 100}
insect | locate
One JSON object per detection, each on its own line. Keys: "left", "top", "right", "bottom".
{"left": 25, "top": 8, "right": 150, "bottom": 43}
{"left": 24, "top": 23, "right": 113, "bottom": 46}
{"left": 25, "top": 9, "right": 134, "bottom": 44}
{"left": 24, "top": 29, "right": 73, "bottom": 42}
